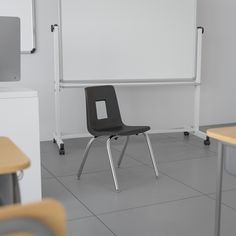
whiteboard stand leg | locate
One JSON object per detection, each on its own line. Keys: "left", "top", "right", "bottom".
{"left": 191, "top": 27, "right": 210, "bottom": 145}
{"left": 192, "top": 83, "right": 209, "bottom": 144}
{"left": 52, "top": 24, "right": 65, "bottom": 155}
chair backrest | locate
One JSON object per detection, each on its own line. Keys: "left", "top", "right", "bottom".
{"left": 85, "top": 86, "right": 123, "bottom": 134}
{"left": 0, "top": 199, "right": 66, "bottom": 236}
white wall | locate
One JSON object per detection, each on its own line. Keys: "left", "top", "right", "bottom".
{"left": 3, "top": 0, "right": 57, "bottom": 140}
{"left": 198, "top": 0, "right": 236, "bottom": 125}
{"left": 7, "top": 0, "right": 236, "bottom": 141}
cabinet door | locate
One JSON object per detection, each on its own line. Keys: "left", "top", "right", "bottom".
{"left": 0, "top": 96, "right": 41, "bottom": 203}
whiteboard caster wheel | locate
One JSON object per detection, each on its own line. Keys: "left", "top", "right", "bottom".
{"left": 59, "top": 144, "right": 65, "bottom": 155}
{"left": 204, "top": 137, "right": 210, "bottom": 146}
{"left": 184, "top": 132, "right": 190, "bottom": 136}
{"left": 59, "top": 149, "right": 65, "bottom": 155}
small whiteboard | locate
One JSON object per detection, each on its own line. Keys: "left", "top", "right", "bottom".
{"left": 60, "top": 0, "right": 197, "bottom": 82}
{"left": 0, "top": 0, "right": 36, "bottom": 53}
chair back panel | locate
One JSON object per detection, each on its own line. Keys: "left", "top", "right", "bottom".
{"left": 85, "top": 86, "right": 123, "bottom": 134}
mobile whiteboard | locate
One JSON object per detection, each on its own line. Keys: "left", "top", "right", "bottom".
{"left": 59, "top": 0, "right": 197, "bottom": 82}
{"left": 0, "top": 0, "right": 36, "bottom": 53}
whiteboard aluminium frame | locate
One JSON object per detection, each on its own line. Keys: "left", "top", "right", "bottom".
{"left": 51, "top": 25, "right": 209, "bottom": 155}
{"left": 0, "top": 0, "right": 36, "bottom": 54}
{"left": 30, "top": 0, "right": 36, "bottom": 54}
{"left": 20, "top": 0, "right": 36, "bottom": 54}
{"left": 24, "top": 0, "right": 36, "bottom": 54}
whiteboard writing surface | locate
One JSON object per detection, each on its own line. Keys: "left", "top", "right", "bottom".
{"left": 0, "top": 0, "right": 36, "bottom": 53}
{"left": 60, "top": 0, "right": 197, "bottom": 82}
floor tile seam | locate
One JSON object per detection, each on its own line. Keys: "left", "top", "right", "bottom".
{"left": 96, "top": 137, "right": 178, "bottom": 145}
{"left": 180, "top": 134, "right": 217, "bottom": 152}
{"left": 42, "top": 176, "right": 55, "bottom": 180}
{"left": 43, "top": 163, "right": 201, "bottom": 230}
{"left": 159, "top": 168, "right": 236, "bottom": 213}
{"left": 207, "top": 187, "right": 236, "bottom": 195}
{"left": 186, "top": 141, "right": 217, "bottom": 155}
{"left": 41, "top": 154, "right": 221, "bottom": 184}
{"left": 66, "top": 214, "right": 118, "bottom": 236}
{"left": 165, "top": 135, "right": 205, "bottom": 145}
{"left": 80, "top": 162, "right": 145, "bottom": 175}
{"left": 42, "top": 164, "right": 99, "bottom": 218}
{"left": 157, "top": 154, "right": 216, "bottom": 165}
{"left": 54, "top": 162, "right": 147, "bottom": 178}
{"left": 53, "top": 174, "right": 118, "bottom": 236}
{"left": 66, "top": 215, "right": 94, "bottom": 222}
{"left": 45, "top": 139, "right": 216, "bottom": 163}
{"left": 41, "top": 142, "right": 124, "bottom": 157}
{"left": 165, "top": 133, "right": 217, "bottom": 153}
{"left": 109, "top": 141, "right": 216, "bottom": 164}
{"left": 161, "top": 170, "right": 236, "bottom": 212}
{"left": 205, "top": 187, "right": 236, "bottom": 197}
{"left": 111, "top": 146, "right": 150, "bottom": 166}
{"left": 128, "top": 153, "right": 215, "bottom": 169}
{"left": 204, "top": 193, "right": 236, "bottom": 213}
{"left": 41, "top": 161, "right": 147, "bottom": 179}
{"left": 105, "top": 140, "right": 161, "bottom": 164}
{"left": 177, "top": 149, "right": 217, "bottom": 158}
{"left": 95, "top": 194, "right": 205, "bottom": 218}
{"left": 159, "top": 170, "right": 211, "bottom": 197}
{"left": 41, "top": 165, "right": 106, "bottom": 224}
{"left": 109, "top": 143, "right": 148, "bottom": 167}
{"left": 90, "top": 216, "right": 118, "bottom": 236}
{"left": 66, "top": 215, "right": 95, "bottom": 222}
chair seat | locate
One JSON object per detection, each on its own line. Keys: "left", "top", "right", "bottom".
{"left": 92, "top": 125, "right": 150, "bottom": 137}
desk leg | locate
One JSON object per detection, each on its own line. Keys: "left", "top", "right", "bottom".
{"left": 0, "top": 174, "right": 14, "bottom": 206}
{"left": 0, "top": 174, "right": 20, "bottom": 206}
{"left": 215, "top": 142, "right": 224, "bottom": 236}
{"left": 12, "top": 173, "right": 21, "bottom": 204}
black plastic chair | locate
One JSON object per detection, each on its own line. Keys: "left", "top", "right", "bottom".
{"left": 77, "top": 85, "right": 159, "bottom": 191}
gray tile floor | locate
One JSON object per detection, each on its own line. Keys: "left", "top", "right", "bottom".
{"left": 41, "top": 131, "right": 236, "bottom": 235}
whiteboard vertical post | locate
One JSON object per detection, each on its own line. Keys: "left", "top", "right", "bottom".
{"left": 30, "top": 0, "right": 37, "bottom": 54}
{"left": 52, "top": 24, "right": 65, "bottom": 155}
{"left": 192, "top": 27, "right": 209, "bottom": 144}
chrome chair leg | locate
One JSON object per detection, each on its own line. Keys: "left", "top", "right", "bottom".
{"left": 107, "top": 138, "right": 120, "bottom": 192}
{"left": 77, "top": 137, "right": 96, "bottom": 180}
{"left": 143, "top": 133, "right": 159, "bottom": 178}
{"left": 117, "top": 136, "right": 130, "bottom": 168}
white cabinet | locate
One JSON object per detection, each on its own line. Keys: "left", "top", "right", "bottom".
{"left": 0, "top": 87, "right": 41, "bottom": 203}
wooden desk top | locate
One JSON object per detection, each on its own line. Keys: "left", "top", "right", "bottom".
{"left": 0, "top": 137, "right": 30, "bottom": 175}
{"left": 207, "top": 126, "right": 236, "bottom": 146}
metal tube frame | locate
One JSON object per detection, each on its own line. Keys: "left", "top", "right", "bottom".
{"left": 214, "top": 142, "right": 224, "bottom": 236}
{"left": 117, "top": 134, "right": 159, "bottom": 178}
{"left": 77, "top": 137, "right": 96, "bottom": 180}
{"left": 52, "top": 25, "right": 65, "bottom": 155}
{"left": 143, "top": 133, "right": 159, "bottom": 177}
{"left": 107, "top": 137, "right": 120, "bottom": 192}
{"left": 52, "top": 19, "right": 207, "bottom": 154}
{"left": 117, "top": 136, "right": 130, "bottom": 168}
{"left": 192, "top": 27, "right": 207, "bottom": 141}
{"left": 0, "top": 174, "right": 21, "bottom": 206}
